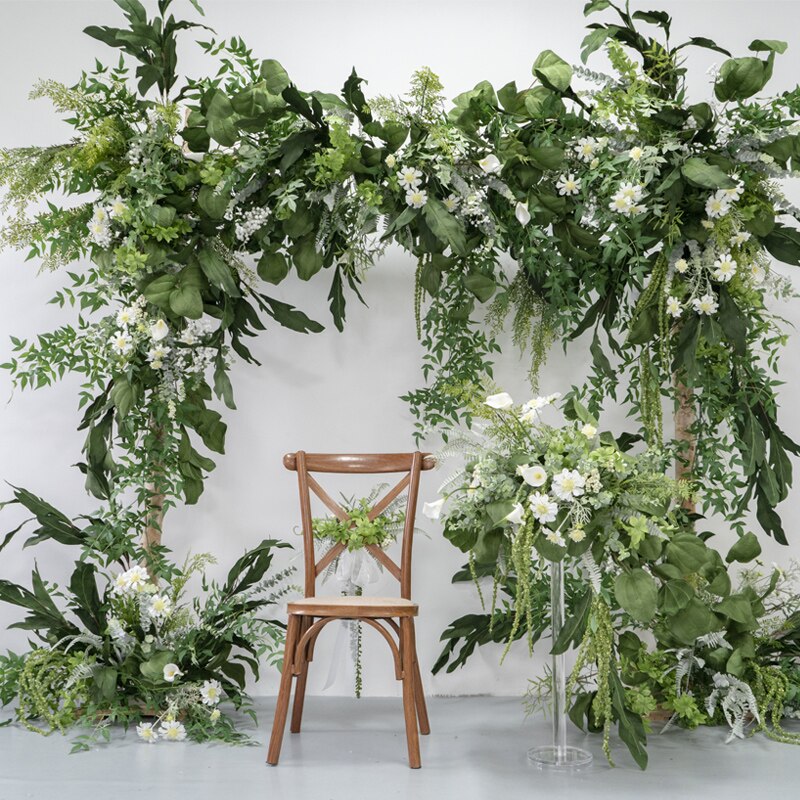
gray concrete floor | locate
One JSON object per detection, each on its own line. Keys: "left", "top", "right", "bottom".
{"left": 0, "top": 696, "right": 797, "bottom": 800}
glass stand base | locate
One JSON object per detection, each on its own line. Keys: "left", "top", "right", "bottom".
{"left": 527, "top": 745, "right": 593, "bottom": 770}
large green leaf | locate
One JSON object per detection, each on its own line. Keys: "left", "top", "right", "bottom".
{"left": 614, "top": 569, "right": 658, "bottom": 622}
{"left": 422, "top": 198, "right": 467, "bottom": 256}
{"left": 668, "top": 598, "right": 721, "bottom": 645}
{"left": 532, "top": 50, "right": 572, "bottom": 92}
{"left": 680, "top": 157, "right": 735, "bottom": 189}
{"left": 206, "top": 90, "right": 238, "bottom": 147}
{"left": 197, "top": 247, "right": 239, "bottom": 297}
{"left": 659, "top": 579, "right": 694, "bottom": 615}
{"left": 665, "top": 533, "right": 710, "bottom": 575}
{"left": 260, "top": 59, "right": 290, "bottom": 95}
{"left": 726, "top": 531, "right": 761, "bottom": 563}
{"left": 715, "top": 56, "right": 773, "bottom": 102}
{"left": 139, "top": 650, "right": 176, "bottom": 683}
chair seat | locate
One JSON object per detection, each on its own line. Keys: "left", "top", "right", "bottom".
{"left": 288, "top": 595, "right": 418, "bottom": 618}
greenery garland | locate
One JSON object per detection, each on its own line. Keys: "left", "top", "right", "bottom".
{"left": 2, "top": 0, "right": 800, "bottom": 758}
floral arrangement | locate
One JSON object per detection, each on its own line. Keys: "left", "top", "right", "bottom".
{"left": 313, "top": 494, "right": 405, "bottom": 554}
{"left": 311, "top": 488, "right": 407, "bottom": 697}
{"left": 0, "top": 490, "right": 292, "bottom": 750}
{"left": 429, "top": 389, "right": 799, "bottom": 768}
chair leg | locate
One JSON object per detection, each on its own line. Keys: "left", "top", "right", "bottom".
{"left": 400, "top": 617, "right": 422, "bottom": 768}
{"left": 409, "top": 620, "right": 430, "bottom": 735}
{"left": 267, "top": 614, "right": 301, "bottom": 765}
{"left": 290, "top": 617, "right": 311, "bottom": 734}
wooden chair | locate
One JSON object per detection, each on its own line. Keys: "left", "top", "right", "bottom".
{"left": 266, "top": 451, "right": 435, "bottom": 769}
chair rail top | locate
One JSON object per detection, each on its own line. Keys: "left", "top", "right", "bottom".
{"left": 283, "top": 451, "right": 436, "bottom": 473}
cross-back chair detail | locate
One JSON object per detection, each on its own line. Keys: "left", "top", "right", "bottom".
{"left": 267, "top": 451, "right": 434, "bottom": 769}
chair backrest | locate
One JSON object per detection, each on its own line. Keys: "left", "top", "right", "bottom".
{"left": 284, "top": 452, "right": 435, "bottom": 600}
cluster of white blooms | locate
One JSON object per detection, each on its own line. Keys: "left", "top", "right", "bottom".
{"left": 107, "top": 298, "right": 169, "bottom": 365}
{"left": 234, "top": 205, "right": 271, "bottom": 243}
{"left": 136, "top": 719, "right": 188, "bottom": 744}
{"left": 179, "top": 318, "right": 214, "bottom": 346}
{"left": 398, "top": 165, "right": 428, "bottom": 208}
{"left": 705, "top": 179, "right": 743, "bottom": 220}
{"left": 87, "top": 206, "right": 114, "bottom": 248}
{"left": 111, "top": 565, "right": 152, "bottom": 596}
{"left": 608, "top": 181, "right": 646, "bottom": 216}
{"left": 460, "top": 187, "right": 490, "bottom": 226}
{"left": 127, "top": 140, "right": 144, "bottom": 165}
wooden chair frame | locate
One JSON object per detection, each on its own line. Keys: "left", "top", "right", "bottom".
{"left": 267, "top": 451, "right": 434, "bottom": 769}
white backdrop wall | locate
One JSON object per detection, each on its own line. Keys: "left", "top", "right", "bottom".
{"left": 1, "top": 0, "right": 800, "bottom": 700}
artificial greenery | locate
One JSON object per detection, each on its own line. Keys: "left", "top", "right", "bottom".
{"left": 313, "top": 497, "right": 405, "bottom": 553}
{"left": 0, "top": 487, "right": 293, "bottom": 749}
{"left": 311, "top": 489, "right": 407, "bottom": 698}
{"left": 2, "top": 0, "right": 800, "bottom": 761}
{"left": 429, "top": 390, "right": 799, "bottom": 768}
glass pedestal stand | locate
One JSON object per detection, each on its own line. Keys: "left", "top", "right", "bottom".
{"left": 528, "top": 559, "right": 593, "bottom": 770}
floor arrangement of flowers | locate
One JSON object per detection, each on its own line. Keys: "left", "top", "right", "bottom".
{"left": 2, "top": 0, "right": 800, "bottom": 773}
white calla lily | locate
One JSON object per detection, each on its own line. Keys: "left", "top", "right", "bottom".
{"left": 422, "top": 498, "right": 445, "bottom": 520}
{"left": 515, "top": 202, "right": 531, "bottom": 226}
{"left": 484, "top": 392, "right": 513, "bottom": 409}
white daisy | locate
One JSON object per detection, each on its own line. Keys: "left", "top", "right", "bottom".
{"left": 545, "top": 529, "right": 566, "bottom": 547}
{"left": 126, "top": 565, "right": 149, "bottom": 592}
{"left": 712, "top": 253, "right": 737, "bottom": 283}
{"left": 200, "top": 679, "right": 222, "bottom": 706}
{"left": 705, "top": 192, "right": 731, "bottom": 219}
{"left": 692, "top": 293, "right": 718, "bottom": 315}
{"left": 136, "top": 722, "right": 158, "bottom": 743}
{"left": 160, "top": 720, "right": 187, "bottom": 742}
{"left": 568, "top": 528, "right": 586, "bottom": 543}
{"left": 529, "top": 492, "right": 558, "bottom": 524}
{"left": 750, "top": 265, "right": 765, "bottom": 284}
{"left": 405, "top": 188, "right": 428, "bottom": 208}
{"left": 580, "top": 423, "right": 597, "bottom": 437}
{"left": 666, "top": 296, "right": 683, "bottom": 318}
{"left": 556, "top": 174, "right": 581, "bottom": 196}
{"left": 397, "top": 166, "right": 422, "bottom": 189}
{"left": 575, "top": 137, "right": 598, "bottom": 162}
{"left": 551, "top": 469, "right": 586, "bottom": 501}
{"left": 731, "top": 231, "right": 751, "bottom": 247}
{"left": 110, "top": 332, "right": 133, "bottom": 356}
{"left": 443, "top": 195, "right": 459, "bottom": 212}
{"left": 628, "top": 146, "right": 644, "bottom": 162}
{"left": 107, "top": 197, "right": 127, "bottom": 218}
{"left": 148, "top": 594, "right": 172, "bottom": 620}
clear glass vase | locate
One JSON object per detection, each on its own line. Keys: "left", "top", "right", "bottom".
{"left": 528, "top": 558, "right": 593, "bottom": 770}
